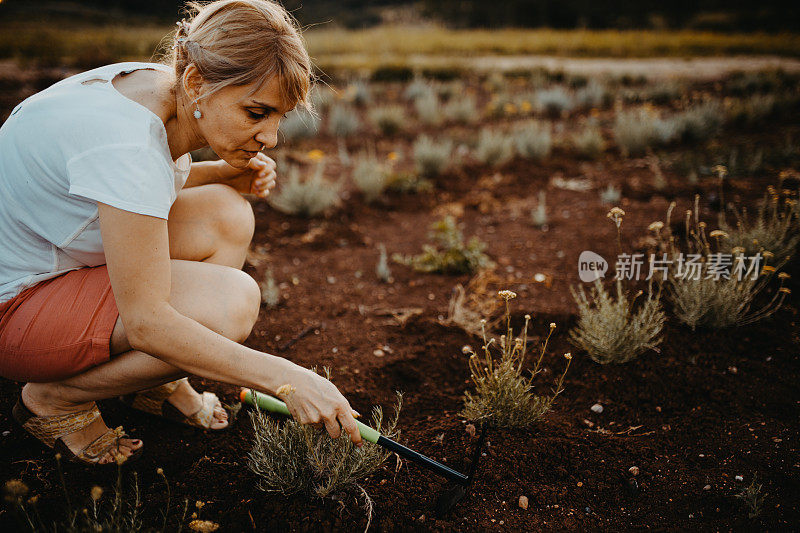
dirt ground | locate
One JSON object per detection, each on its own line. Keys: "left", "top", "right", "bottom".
{"left": 1, "top": 62, "right": 799, "bottom": 531}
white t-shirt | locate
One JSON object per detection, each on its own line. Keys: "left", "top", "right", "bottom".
{"left": 0, "top": 62, "right": 191, "bottom": 304}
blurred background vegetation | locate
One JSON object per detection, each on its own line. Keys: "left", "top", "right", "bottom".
{"left": 0, "top": 0, "right": 797, "bottom": 73}
{"left": 1, "top": 0, "right": 798, "bottom": 31}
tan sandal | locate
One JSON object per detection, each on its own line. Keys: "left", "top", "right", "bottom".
{"left": 120, "top": 378, "right": 231, "bottom": 430}
{"left": 11, "top": 396, "right": 142, "bottom": 465}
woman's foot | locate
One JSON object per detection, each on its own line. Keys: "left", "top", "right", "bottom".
{"left": 163, "top": 379, "right": 228, "bottom": 430}
{"left": 21, "top": 383, "right": 143, "bottom": 464}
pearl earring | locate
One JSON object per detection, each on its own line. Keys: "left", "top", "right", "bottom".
{"left": 193, "top": 103, "right": 202, "bottom": 119}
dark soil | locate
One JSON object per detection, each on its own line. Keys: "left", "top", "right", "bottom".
{"left": 1, "top": 62, "right": 799, "bottom": 532}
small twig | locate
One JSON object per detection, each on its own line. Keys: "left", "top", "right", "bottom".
{"left": 278, "top": 323, "right": 321, "bottom": 351}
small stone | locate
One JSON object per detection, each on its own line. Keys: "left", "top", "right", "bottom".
{"left": 655, "top": 406, "right": 662, "bottom": 412}
{"left": 465, "top": 424, "right": 476, "bottom": 437}
{"left": 728, "top": 366, "right": 738, "bottom": 374}
{"left": 1, "top": 430, "right": 9, "bottom": 437}
{"left": 373, "top": 349, "right": 385, "bottom": 357}
{"left": 629, "top": 466, "right": 640, "bottom": 476}
{"left": 427, "top": 293, "right": 436, "bottom": 300}
{"left": 576, "top": 481, "right": 583, "bottom": 487}
{"left": 518, "top": 496, "right": 529, "bottom": 510}
{"left": 703, "top": 485, "right": 711, "bottom": 491}
{"left": 327, "top": 276, "right": 336, "bottom": 284}
{"left": 591, "top": 403, "right": 604, "bottom": 414}
{"left": 585, "top": 507, "right": 591, "bottom": 514}
{"left": 735, "top": 475, "right": 744, "bottom": 482}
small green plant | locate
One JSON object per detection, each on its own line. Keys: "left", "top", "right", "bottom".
{"left": 247, "top": 388, "right": 402, "bottom": 529}
{"left": 575, "top": 79, "right": 609, "bottom": 108}
{"left": 393, "top": 216, "right": 493, "bottom": 274}
{"left": 613, "top": 107, "right": 660, "bottom": 157}
{"left": 414, "top": 90, "right": 442, "bottom": 125}
{"left": 531, "top": 191, "right": 548, "bottom": 228}
{"left": 3, "top": 463, "right": 192, "bottom": 532}
{"left": 569, "top": 207, "right": 666, "bottom": 363}
{"left": 260, "top": 269, "right": 280, "bottom": 308}
{"left": 413, "top": 134, "right": 453, "bottom": 177}
{"left": 570, "top": 279, "right": 666, "bottom": 364}
{"left": 403, "top": 77, "right": 433, "bottom": 101}
{"left": 327, "top": 104, "right": 361, "bottom": 137}
{"left": 375, "top": 243, "right": 393, "bottom": 283}
{"left": 653, "top": 197, "right": 792, "bottom": 329}
{"left": 514, "top": 121, "right": 552, "bottom": 160}
{"left": 269, "top": 163, "right": 341, "bottom": 217}
{"left": 443, "top": 94, "right": 477, "bottom": 124}
{"left": 461, "top": 290, "right": 571, "bottom": 428}
{"left": 721, "top": 185, "right": 800, "bottom": 267}
{"left": 279, "top": 107, "right": 320, "bottom": 142}
{"left": 368, "top": 105, "right": 405, "bottom": 135}
{"left": 600, "top": 184, "right": 621, "bottom": 205}
{"left": 475, "top": 129, "right": 514, "bottom": 167}
{"left": 536, "top": 86, "right": 575, "bottom": 116}
{"left": 351, "top": 153, "right": 388, "bottom": 203}
{"left": 572, "top": 122, "right": 605, "bottom": 158}
{"left": 347, "top": 80, "right": 371, "bottom": 106}
{"left": 736, "top": 476, "right": 766, "bottom": 519}
{"left": 673, "top": 100, "right": 724, "bottom": 142}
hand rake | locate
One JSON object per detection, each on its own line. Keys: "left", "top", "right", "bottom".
{"left": 240, "top": 388, "right": 487, "bottom": 515}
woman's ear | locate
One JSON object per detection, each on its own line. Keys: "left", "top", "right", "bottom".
{"left": 182, "top": 64, "right": 205, "bottom": 102}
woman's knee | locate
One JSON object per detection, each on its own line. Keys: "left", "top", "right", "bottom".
{"left": 226, "top": 269, "right": 261, "bottom": 342}
{"left": 206, "top": 184, "right": 255, "bottom": 247}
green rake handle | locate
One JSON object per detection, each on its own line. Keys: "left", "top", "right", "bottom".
{"left": 240, "top": 388, "right": 381, "bottom": 442}
{"left": 239, "top": 388, "right": 469, "bottom": 485}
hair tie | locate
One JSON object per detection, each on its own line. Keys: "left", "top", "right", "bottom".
{"left": 176, "top": 19, "right": 192, "bottom": 37}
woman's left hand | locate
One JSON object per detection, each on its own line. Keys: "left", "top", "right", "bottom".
{"left": 217, "top": 153, "right": 277, "bottom": 199}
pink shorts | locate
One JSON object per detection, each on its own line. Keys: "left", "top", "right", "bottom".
{"left": 0, "top": 265, "right": 119, "bottom": 383}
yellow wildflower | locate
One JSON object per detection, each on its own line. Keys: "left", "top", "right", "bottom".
{"left": 189, "top": 520, "right": 220, "bottom": 533}
{"left": 387, "top": 151, "right": 398, "bottom": 161}
{"left": 307, "top": 149, "right": 325, "bottom": 161}
{"left": 90, "top": 486, "right": 103, "bottom": 501}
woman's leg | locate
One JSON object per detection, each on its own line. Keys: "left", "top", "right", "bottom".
{"left": 22, "top": 184, "right": 259, "bottom": 461}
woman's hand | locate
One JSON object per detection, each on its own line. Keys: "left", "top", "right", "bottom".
{"left": 216, "top": 153, "right": 276, "bottom": 199}
{"left": 277, "top": 364, "right": 363, "bottom": 446}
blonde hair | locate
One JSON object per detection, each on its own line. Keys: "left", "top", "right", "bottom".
{"left": 169, "top": 0, "right": 312, "bottom": 110}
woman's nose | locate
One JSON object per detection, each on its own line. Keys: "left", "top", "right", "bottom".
{"left": 255, "top": 123, "right": 279, "bottom": 150}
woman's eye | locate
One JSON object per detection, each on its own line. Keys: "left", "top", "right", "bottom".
{"left": 247, "top": 110, "right": 267, "bottom": 119}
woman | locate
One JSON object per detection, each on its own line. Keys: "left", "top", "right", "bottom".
{"left": 0, "top": 0, "right": 361, "bottom": 465}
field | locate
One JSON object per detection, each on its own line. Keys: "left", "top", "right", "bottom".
{"left": 1, "top": 39, "right": 800, "bottom": 531}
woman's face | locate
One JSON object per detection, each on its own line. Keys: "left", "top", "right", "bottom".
{"left": 194, "top": 75, "right": 293, "bottom": 168}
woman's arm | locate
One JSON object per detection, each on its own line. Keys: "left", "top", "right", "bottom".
{"left": 97, "top": 202, "right": 361, "bottom": 444}
{"left": 185, "top": 155, "right": 276, "bottom": 198}
{"left": 184, "top": 160, "right": 224, "bottom": 188}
